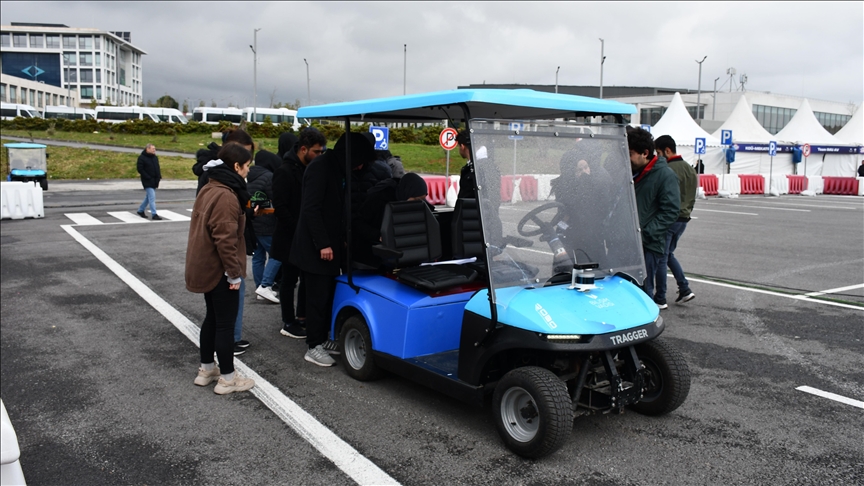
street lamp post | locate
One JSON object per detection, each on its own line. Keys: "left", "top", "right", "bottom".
{"left": 695, "top": 55, "right": 707, "bottom": 121}
{"left": 403, "top": 44, "right": 407, "bottom": 95}
{"left": 304, "top": 58, "right": 310, "bottom": 106}
{"left": 599, "top": 38, "right": 606, "bottom": 98}
{"left": 712, "top": 76, "right": 720, "bottom": 120}
{"left": 555, "top": 66, "right": 560, "bottom": 93}
{"left": 250, "top": 28, "right": 261, "bottom": 121}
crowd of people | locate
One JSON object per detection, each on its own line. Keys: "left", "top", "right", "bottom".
{"left": 151, "top": 122, "right": 697, "bottom": 396}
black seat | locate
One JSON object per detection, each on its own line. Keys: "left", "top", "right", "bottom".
{"left": 373, "top": 200, "right": 477, "bottom": 292}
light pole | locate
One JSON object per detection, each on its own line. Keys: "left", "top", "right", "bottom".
{"left": 250, "top": 27, "right": 261, "bottom": 121}
{"left": 63, "top": 53, "right": 72, "bottom": 107}
{"left": 304, "top": 58, "right": 310, "bottom": 106}
{"left": 712, "top": 76, "right": 720, "bottom": 120}
{"left": 598, "top": 39, "right": 606, "bottom": 98}
{"left": 695, "top": 55, "right": 707, "bottom": 121}
{"left": 403, "top": 44, "right": 407, "bottom": 95}
{"left": 555, "top": 66, "right": 560, "bottom": 93}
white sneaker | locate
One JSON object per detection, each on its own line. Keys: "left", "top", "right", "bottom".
{"left": 305, "top": 345, "right": 336, "bottom": 367}
{"left": 255, "top": 285, "right": 280, "bottom": 304}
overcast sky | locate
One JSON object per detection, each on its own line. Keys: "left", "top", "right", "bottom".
{"left": 2, "top": 1, "right": 862, "bottom": 109}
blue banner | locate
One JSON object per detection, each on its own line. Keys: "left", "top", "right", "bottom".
{"left": 731, "top": 143, "right": 862, "bottom": 155}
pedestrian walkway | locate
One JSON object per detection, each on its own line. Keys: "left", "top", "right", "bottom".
{"left": 64, "top": 209, "right": 191, "bottom": 225}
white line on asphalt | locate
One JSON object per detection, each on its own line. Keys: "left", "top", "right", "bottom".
{"left": 156, "top": 210, "right": 192, "bottom": 222}
{"left": 64, "top": 212, "right": 104, "bottom": 225}
{"left": 795, "top": 386, "right": 864, "bottom": 409}
{"left": 692, "top": 208, "right": 758, "bottom": 216}
{"left": 804, "top": 283, "right": 864, "bottom": 297}
{"left": 60, "top": 224, "right": 400, "bottom": 486}
{"left": 685, "top": 276, "right": 864, "bottom": 311}
{"left": 702, "top": 202, "right": 810, "bottom": 212}
{"left": 107, "top": 211, "right": 151, "bottom": 223}
{"left": 735, "top": 200, "right": 860, "bottom": 210}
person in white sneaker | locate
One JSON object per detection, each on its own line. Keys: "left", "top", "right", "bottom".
{"left": 248, "top": 150, "right": 282, "bottom": 304}
{"left": 186, "top": 142, "right": 256, "bottom": 393}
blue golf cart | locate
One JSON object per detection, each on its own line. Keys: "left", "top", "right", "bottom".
{"left": 4, "top": 143, "right": 49, "bottom": 191}
{"left": 297, "top": 89, "right": 690, "bottom": 458}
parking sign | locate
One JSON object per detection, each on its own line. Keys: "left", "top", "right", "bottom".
{"left": 694, "top": 138, "right": 706, "bottom": 155}
{"left": 640, "top": 124, "right": 652, "bottom": 133}
{"left": 508, "top": 122, "right": 524, "bottom": 132}
{"left": 768, "top": 141, "right": 777, "bottom": 157}
{"left": 721, "top": 130, "right": 733, "bottom": 145}
{"left": 369, "top": 126, "right": 389, "bottom": 150}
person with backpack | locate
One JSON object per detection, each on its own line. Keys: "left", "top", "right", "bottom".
{"left": 247, "top": 149, "right": 283, "bottom": 304}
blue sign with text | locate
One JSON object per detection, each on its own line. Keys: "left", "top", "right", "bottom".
{"left": 768, "top": 141, "right": 777, "bottom": 157}
{"left": 369, "top": 126, "right": 389, "bottom": 150}
{"left": 694, "top": 138, "right": 706, "bottom": 155}
{"left": 721, "top": 130, "right": 733, "bottom": 145}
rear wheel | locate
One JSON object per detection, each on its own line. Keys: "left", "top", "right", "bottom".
{"left": 492, "top": 366, "right": 572, "bottom": 458}
{"left": 629, "top": 338, "right": 691, "bottom": 416}
{"left": 339, "top": 315, "right": 382, "bottom": 381}
{"left": 39, "top": 178, "right": 48, "bottom": 191}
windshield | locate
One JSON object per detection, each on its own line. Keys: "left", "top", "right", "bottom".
{"left": 176, "top": 114, "right": 188, "bottom": 123}
{"left": 468, "top": 119, "right": 645, "bottom": 300}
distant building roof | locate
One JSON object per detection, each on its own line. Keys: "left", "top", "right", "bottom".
{"left": 11, "top": 22, "right": 69, "bottom": 28}
{"left": 458, "top": 83, "right": 699, "bottom": 98}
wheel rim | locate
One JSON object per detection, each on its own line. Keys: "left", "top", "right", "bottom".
{"left": 500, "top": 386, "right": 539, "bottom": 442}
{"left": 639, "top": 357, "right": 663, "bottom": 402}
{"left": 344, "top": 328, "right": 366, "bottom": 370}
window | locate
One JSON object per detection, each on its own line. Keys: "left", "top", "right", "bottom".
{"left": 64, "top": 52, "right": 77, "bottom": 66}
{"left": 13, "top": 34, "right": 27, "bottom": 47}
{"left": 53, "top": 94, "right": 58, "bottom": 105}
{"left": 37, "top": 91, "right": 43, "bottom": 108}
{"left": 80, "top": 53, "right": 93, "bottom": 66}
{"left": 96, "top": 70, "right": 101, "bottom": 83}
{"left": 29, "top": 34, "right": 43, "bottom": 48}
{"left": 78, "top": 36, "right": 92, "bottom": 49}
{"left": 0, "top": 33, "right": 10, "bottom": 47}
{"left": 96, "top": 86, "right": 102, "bottom": 100}
{"left": 0, "top": 84, "right": 5, "bottom": 102}
{"left": 66, "top": 69, "right": 78, "bottom": 82}
{"left": 9, "top": 86, "right": 17, "bottom": 103}
{"left": 80, "top": 69, "right": 93, "bottom": 82}
{"left": 63, "top": 35, "right": 76, "bottom": 49}
{"left": 95, "top": 52, "right": 101, "bottom": 67}
{"left": 94, "top": 36, "right": 101, "bottom": 50}
{"left": 46, "top": 35, "right": 60, "bottom": 48}
{"left": 80, "top": 85, "right": 93, "bottom": 99}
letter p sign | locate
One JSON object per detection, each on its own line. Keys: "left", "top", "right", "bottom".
{"left": 369, "top": 126, "right": 389, "bottom": 150}
{"left": 694, "top": 137, "right": 706, "bottom": 155}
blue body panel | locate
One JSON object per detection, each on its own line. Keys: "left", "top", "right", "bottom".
{"left": 10, "top": 169, "right": 46, "bottom": 177}
{"left": 3, "top": 143, "right": 47, "bottom": 149}
{"left": 464, "top": 276, "right": 658, "bottom": 335}
{"left": 332, "top": 273, "right": 477, "bottom": 359}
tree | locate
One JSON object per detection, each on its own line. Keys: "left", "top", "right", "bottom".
{"left": 156, "top": 95, "right": 179, "bottom": 109}
{"left": 182, "top": 100, "right": 189, "bottom": 113}
{"left": 211, "top": 100, "right": 217, "bottom": 108}
{"left": 89, "top": 98, "right": 98, "bottom": 109}
{"left": 199, "top": 100, "right": 205, "bottom": 107}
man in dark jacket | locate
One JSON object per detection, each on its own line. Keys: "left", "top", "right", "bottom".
{"left": 193, "top": 130, "right": 255, "bottom": 195}
{"left": 271, "top": 128, "right": 327, "bottom": 339}
{"left": 627, "top": 127, "right": 680, "bottom": 309}
{"left": 136, "top": 144, "right": 162, "bottom": 220}
{"left": 276, "top": 131, "right": 298, "bottom": 162}
{"left": 289, "top": 132, "right": 375, "bottom": 366}
{"left": 247, "top": 150, "right": 282, "bottom": 304}
{"left": 655, "top": 135, "right": 697, "bottom": 305}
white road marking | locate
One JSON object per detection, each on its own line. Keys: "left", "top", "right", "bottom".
{"left": 702, "top": 202, "right": 809, "bottom": 212}
{"left": 186, "top": 208, "right": 193, "bottom": 212}
{"left": 60, "top": 224, "right": 400, "bottom": 486}
{"left": 685, "top": 276, "right": 864, "bottom": 311}
{"left": 156, "top": 210, "right": 191, "bottom": 222}
{"left": 737, "top": 200, "right": 860, "bottom": 210}
{"left": 795, "top": 386, "right": 864, "bottom": 409}
{"left": 692, "top": 208, "right": 758, "bottom": 216}
{"left": 108, "top": 211, "right": 150, "bottom": 223}
{"left": 804, "top": 283, "right": 864, "bottom": 297}
{"left": 64, "top": 212, "right": 104, "bottom": 225}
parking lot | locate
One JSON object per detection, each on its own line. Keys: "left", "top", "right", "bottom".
{"left": 1, "top": 184, "right": 862, "bottom": 485}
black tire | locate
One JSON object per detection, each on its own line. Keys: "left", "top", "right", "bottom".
{"left": 39, "top": 178, "right": 48, "bottom": 191}
{"left": 339, "top": 315, "right": 383, "bottom": 381}
{"left": 492, "top": 366, "right": 573, "bottom": 459}
{"left": 629, "top": 338, "right": 691, "bottom": 416}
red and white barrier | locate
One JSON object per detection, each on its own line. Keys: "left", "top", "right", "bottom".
{"left": 719, "top": 174, "right": 741, "bottom": 195}
{"left": 739, "top": 174, "right": 765, "bottom": 194}
{"left": 1, "top": 181, "right": 44, "bottom": 219}
{"left": 807, "top": 176, "right": 824, "bottom": 194}
{"left": 822, "top": 177, "right": 860, "bottom": 195}
{"left": 698, "top": 174, "right": 719, "bottom": 196}
{"left": 765, "top": 175, "right": 789, "bottom": 195}
{"left": 786, "top": 175, "right": 808, "bottom": 194}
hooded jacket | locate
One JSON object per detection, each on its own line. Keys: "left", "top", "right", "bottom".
{"left": 137, "top": 149, "right": 161, "bottom": 189}
{"left": 633, "top": 155, "right": 680, "bottom": 256}
{"left": 246, "top": 150, "right": 281, "bottom": 236}
{"left": 277, "top": 132, "right": 298, "bottom": 160}
{"left": 193, "top": 142, "right": 220, "bottom": 194}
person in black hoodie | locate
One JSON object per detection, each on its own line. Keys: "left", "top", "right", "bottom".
{"left": 247, "top": 149, "right": 283, "bottom": 304}
{"left": 289, "top": 131, "right": 375, "bottom": 366}
{"left": 271, "top": 127, "right": 327, "bottom": 339}
{"left": 193, "top": 130, "right": 255, "bottom": 195}
{"left": 277, "top": 131, "right": 298, "bottom": 160}
{"left": 136, "top": 144, "right": 162, "bottom": 220}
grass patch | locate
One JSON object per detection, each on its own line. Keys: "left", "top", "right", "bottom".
{"left": 1, "top": 130, "right": 461, "bottom": 179}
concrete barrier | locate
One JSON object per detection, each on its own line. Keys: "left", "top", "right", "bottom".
{"left": 1, "top": 181, "right": 44, "bottom": 219}
{"left": 807, "top": 176, "right": 824, "bottom": 194}
{"left": 765, "top": 174, "right": 789, "bottom": 195}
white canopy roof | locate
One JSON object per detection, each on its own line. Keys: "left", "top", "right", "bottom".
{"left": 652, "top": 92, "right": 721, "bottom": 146}
{"left": 710, "top": 95, "right": 774, "bottom": 143}
{"left": 774, "top": 98, "right": 841, "bottom": 145}
{"left": 833, "top": 104, "right": 862, "bottom": 145}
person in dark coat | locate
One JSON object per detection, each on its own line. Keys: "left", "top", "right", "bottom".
{"left": 136, "top": 144, "right": 162, "bottom": 220}
{"left": 289, "top": 132, "right": 375, "bottom": 366}
{"left": 277, "top": 131, "right": 298, "bottom": 160}
{"left": 193, "top": 130, "right": 255, "bottom": 195}
{"left": 271, "top": 127, "right": 327, "bottom": 339}
{"left": 247, "top": 149, "right": 282, "bottom": 304}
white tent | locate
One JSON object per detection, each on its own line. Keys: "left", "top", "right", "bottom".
{"left": 709, "top": 95, "right": 781, "bottom": 175}
{"left": 776, "top": 99, "right": 858, "bottom": 177}
{"left": 834, "top": 104, "right": 862, "bottom": 145}
{"left": 652, "top": 92, "right": 724, "bottom": 174}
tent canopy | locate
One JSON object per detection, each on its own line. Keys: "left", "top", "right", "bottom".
{"left": 710, "top": 95, "right": 774, "bottom": 143}
{"left": 651, "top": 92, "right": 721, "bottom": 146}
{"left": 833, "top": 103, "right": 863, "bottom": 145}
{"left": 774, "top": 98, "right": 841, "bottom": 145}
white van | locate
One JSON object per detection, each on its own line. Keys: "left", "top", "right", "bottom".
{"left": 44, "top": 105, "right": 97, "bottom": 121}
{"left": 143, "top": 108, "right": 188, "bottom": 124}
{"left": 1, "top": 103, "right": 43, "bottom": 120}
{"left": 192, "top": 107, "right": 243, "bottom": 125}
{"left": 95, "top": 106, "right": 161, "bottom": 123}
{"left": 241, "top": 107, "right": 301, "bottom": 130}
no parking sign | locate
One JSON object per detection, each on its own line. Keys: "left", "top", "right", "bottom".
{"left": 439, "top": 127, "right": 458, "bottom": 151}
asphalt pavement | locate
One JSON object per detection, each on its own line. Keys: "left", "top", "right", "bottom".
{"left": 1, "top": 187, "right": 862, "bottom": 485}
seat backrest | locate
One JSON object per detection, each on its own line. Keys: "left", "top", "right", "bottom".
{"left": 380, "top": 200, "right": 442, "bottom": 267}
{"left": 451, "top": 198, "right": 484, "bottom": 260}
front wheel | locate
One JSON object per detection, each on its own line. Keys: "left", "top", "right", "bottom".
{"left": 629, "top": 338, "right": 691, "bottom": 416}
{"left": 339, "top": 315, "right": 382, "bottom": 381}
{"left": 492, "top": 367, "right": 572, "bottom": 458}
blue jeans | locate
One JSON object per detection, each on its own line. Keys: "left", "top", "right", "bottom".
{"left": 138, "top": 187, "right": 157, "bottom": 215}
{"left": 659, "top": 221, "right": 691, "bottom": 299}
{"left": 234, "top": 278, "right": 245, "bottom": 342}
{"left": 642, "top": 249, "right": 664, "bottom": 303}
{"left": 252, "top": 234, "right": 282, "bottom": 288}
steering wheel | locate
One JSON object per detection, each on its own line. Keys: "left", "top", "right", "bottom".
{"left": 516, "top": 202, "right": 567, "bottom": 237}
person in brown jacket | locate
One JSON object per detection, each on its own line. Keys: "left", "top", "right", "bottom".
{"left": 185, "top": 142, "right": 256, "bottom": 395}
